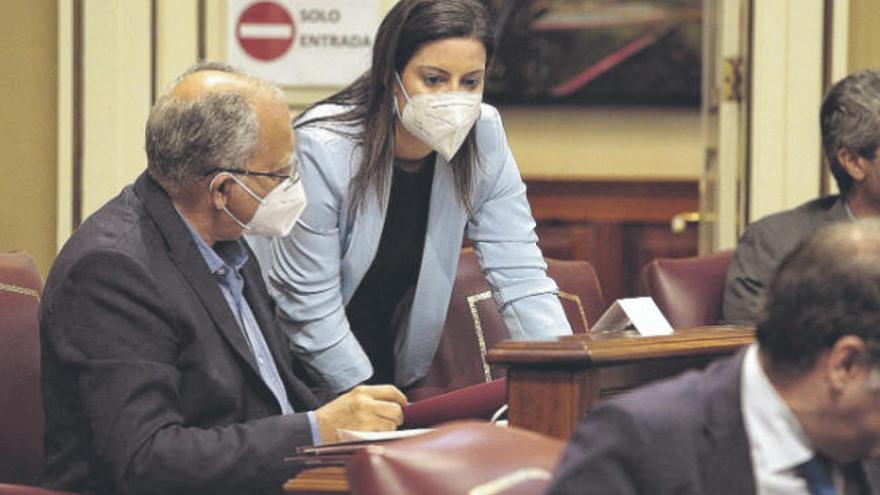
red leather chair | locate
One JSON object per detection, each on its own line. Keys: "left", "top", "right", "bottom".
{"left": 407, "top": 250, "right": 605, "bottom": 400}
{"left": 0, "top": 485, "right": 77, "bottom": 495}
{"left": 0, "top": 252, "right": 77, "bottom": 495}
{"left": 640, "top": 250, "right": 734, "bottom": 328}
{"left": 347, "top": 421, "right": 565, "bottom": 495}
{"left": 548, "top": 257, "right": 606, "bottom": 332}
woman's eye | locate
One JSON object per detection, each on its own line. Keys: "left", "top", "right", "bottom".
{"left": 462, "top": 77, "right": 482, "bottom": 89}
{"left": 423, "top": 75, "right": 443, "bottom": 87}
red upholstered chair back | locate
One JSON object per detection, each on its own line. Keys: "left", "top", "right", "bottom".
{"left": 0, "top": 252, "right": 45, "bottom": 484}
{"left": 407, "top": 250, "right": 605, "bottom": 400}
{"left": 640, "top": 250, "right": 734, "bottom": 328}
{"left": 347, "top": 421, "right": 565, "bottom": 495}
{"left": 548, "top": 257, "right": 606, "bottom": 331}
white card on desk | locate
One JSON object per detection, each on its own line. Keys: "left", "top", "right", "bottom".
{"left": 336, "top": 428, "right": 432, "bottom": 443}
{"left": 590, "top": 297, "right": 674, "bottom": 336}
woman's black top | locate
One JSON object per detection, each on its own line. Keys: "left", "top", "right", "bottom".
{"left": 345, "top": 156, "right": 435, "bottom": 385}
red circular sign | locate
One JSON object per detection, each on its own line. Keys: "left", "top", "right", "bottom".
{"left": 236, "top": 2, "right": 296, "bottom": 62}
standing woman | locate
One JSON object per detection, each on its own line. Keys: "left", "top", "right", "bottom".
{"left": 261, "top": 0, "right": 572, "bottom": 394}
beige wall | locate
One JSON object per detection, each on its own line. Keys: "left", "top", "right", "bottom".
{"left": 78, "top": 0, "right": 152, "bottom": 219}
{"left": 500, "top": 106, "right": 701, "bottom": 180}
{"left": 848, "top": 0, "right": 880, "bottom": 72}
{"left": 0, "top": 0, "right": 58, "bottom": 276}
{"left": 747, "top": 0, "right": 825, "bottom": 222}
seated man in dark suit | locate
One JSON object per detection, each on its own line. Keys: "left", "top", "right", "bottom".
{"left": 548, "top": 219, "right": 880, "bottom": 495}
{"left": 724, "top": 69, "right": 880, "bottom": 324}
{"left": 38, "top": 63, "right": 407, "bottom": 495}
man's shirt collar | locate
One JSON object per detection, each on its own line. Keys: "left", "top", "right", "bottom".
{"left": 174, "top": 209, "right": 248, "bottom": 276}
{"left": 741, "top": 344, "right": 814, "bottom": 474}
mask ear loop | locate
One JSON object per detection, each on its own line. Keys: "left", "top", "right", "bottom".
{"left": 394, "top": 72, "right": 412, "bottom": 101}
{"left": 393, "top": 72, "right": 412, "bottom": 116}
{"left": 208, "top": 171, "right": 226, "bottom": 192}
{"left": 211, "top": 171, "right": 267, "bottom": 205}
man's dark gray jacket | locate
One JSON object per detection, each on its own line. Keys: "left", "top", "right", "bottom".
{"left": 723, "top": 195, "right": 849, "bottom": 324}
{"left": 39, "top": 172, "right": 321, "bottom": 495}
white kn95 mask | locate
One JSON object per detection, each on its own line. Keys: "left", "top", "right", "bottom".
{"left": 394, "top": 72, "right": 482, "bottom": 161}
{"left": 211, "top": 173, "right": 307, "bottom": 237}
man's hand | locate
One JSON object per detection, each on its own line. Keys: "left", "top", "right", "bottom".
{"left": 314, "top": 385, "right": 407, "bottom": 443}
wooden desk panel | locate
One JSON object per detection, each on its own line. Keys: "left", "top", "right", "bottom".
{"left": 487, "top": 327, "right": 754, "bottom": 439}
{"left": 525, "top": 179, "right": 698, "bottom": 224}
{"left": 526, "top": 178, "right": 699, "bottom": 301}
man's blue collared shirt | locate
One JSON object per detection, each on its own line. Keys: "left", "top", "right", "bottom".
{"left": 176, "top": 211, "right": 321, "bottom": 443}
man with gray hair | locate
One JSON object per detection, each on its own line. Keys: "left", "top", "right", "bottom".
{"left": 724, "top": 69, "right": 880, "bottom": 324}
{"left": 550, "top": 219, "right": 880, "bottom": 494}
{"left": 38, "top": 63, "right": 406, "bottom": 495}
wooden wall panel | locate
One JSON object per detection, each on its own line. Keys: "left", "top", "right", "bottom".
{"left": 526, "top": 179, "right": 700, "bottom": 302}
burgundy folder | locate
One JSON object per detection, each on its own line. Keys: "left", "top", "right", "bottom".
{"left": 402, "top": 378, "right": 507, "bottom": 429}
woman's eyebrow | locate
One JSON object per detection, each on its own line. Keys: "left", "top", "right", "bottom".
{"left": 415, "top": 66, "right": 485, "bottom": 77}
{"left": 416, "top": 65, "right": 450, "bottom": 75}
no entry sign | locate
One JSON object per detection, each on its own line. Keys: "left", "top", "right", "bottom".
{"left": 227, "top": 0, "right": 379, "bottom": 87}
{"left": 236, "top": 2, "right": 295, "bottom": 62}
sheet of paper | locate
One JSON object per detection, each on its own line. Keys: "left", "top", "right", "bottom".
{"left": 336, "top": 427, "right": 432, "bottom": 443}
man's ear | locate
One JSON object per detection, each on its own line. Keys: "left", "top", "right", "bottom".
{"left": 838, "top": 148, "right": 869, "bottom": 182}
{"left": 208, "top": 174, "right": 233, "bottom": 211}
{"left": 827, "top": 335, "right": 869, "bottom": 390}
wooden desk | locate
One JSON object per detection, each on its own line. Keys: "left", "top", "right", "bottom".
{"left": 283, "top": 466, "right": 348, "bottom": 495}
{"left": 486, "top": 326, "right": 754, "bottom": 439}
{"left": 285, "top": 326, "right": 753, "bottom": 493}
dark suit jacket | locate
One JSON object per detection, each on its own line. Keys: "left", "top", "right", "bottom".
{"left": 546, "top": 351, "right": 880, "bottom": 495}
{"left": 723, "top": 195, "right": 849, "bottom": 324}
{"left": 39, "top": 172, "right": 323, "bottom": 495}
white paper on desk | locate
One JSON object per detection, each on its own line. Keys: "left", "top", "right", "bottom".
{"left": 335, "top": 428, "right": 432, "bottom": 443}
{"left": 590, "top": 297, "right": 674, "bottom": 336}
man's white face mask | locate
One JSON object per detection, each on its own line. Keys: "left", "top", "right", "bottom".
{"left": 394, "top": 72, "right": 482, "bottom": 161}
{"left": 210, "top": 173, "right": 307, "bottom": 237}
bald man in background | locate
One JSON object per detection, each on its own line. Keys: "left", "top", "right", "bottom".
{"left": 38, "top": 63, "right": 406, "bottom": 495}
{"left": 550, "top": 220, "right": 880, "bottom": 494}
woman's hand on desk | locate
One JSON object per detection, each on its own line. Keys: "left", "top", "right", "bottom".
{"left": 315, "top": 384, "right": 408, "bottom": 443}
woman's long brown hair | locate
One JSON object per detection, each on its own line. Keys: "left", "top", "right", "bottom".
{"left": 295, "top": 0, "right": 496, "bottom": 217}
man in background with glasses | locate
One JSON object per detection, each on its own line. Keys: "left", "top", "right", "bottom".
{"left": 38, "top": 62, "right": 406, "bottom": 495}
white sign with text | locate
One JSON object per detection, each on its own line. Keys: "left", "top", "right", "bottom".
{"left": 227, "top": 0, "right": 379, "bottom": 86}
